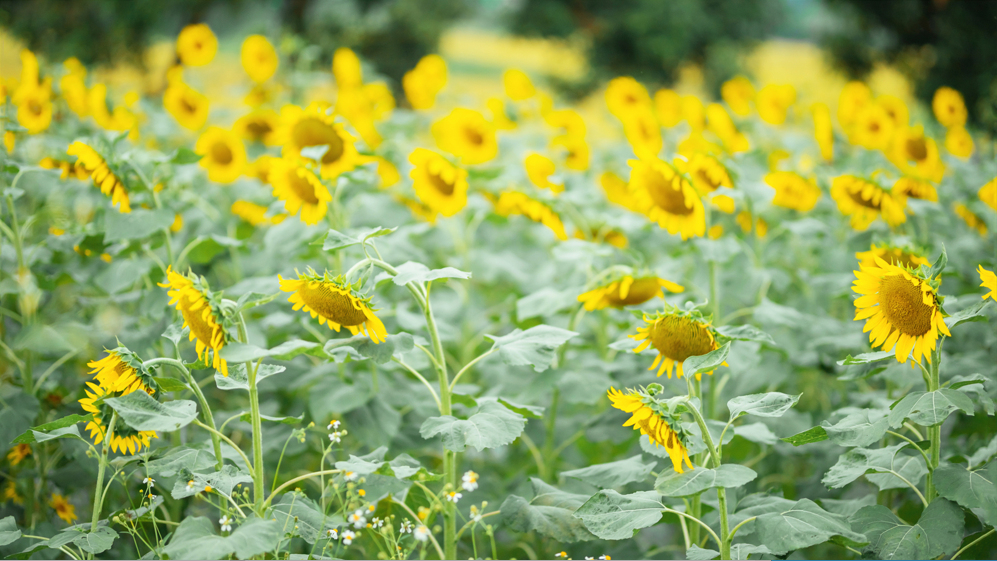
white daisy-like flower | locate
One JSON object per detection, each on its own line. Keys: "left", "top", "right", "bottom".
{"left": 143, "top": 477, "right": 155, "bottom": 486}
{"left": 342, "top": 530, "right": 356, "bottom": 545}
{"left": 599, "top": 556, "right": 611, "bottom": 560}
{"left": 147, "top": 493, "right": 157, "bottom": 501}
{"left": 446, "top": 491, "right": 462, "bottom": 503}
{"left": 461, "top": 470, "right": 479, "bottom": 492}
{"left": 585, "top": 557, "right": 594, "bottom": 560}
{"left": 219, "top": 515, "right": 232, "bottom": 532}
{"left": 399, "top": 520, "right": 414, "bottom": 534}
{"left": 556, "top": 552, "right": 568, "bottom": 558}
{"left": 186, "top": 480, "right": 195, "bottom": 491}
{"left": 413, "top": 525, "right": 430, "bottom": 542}
{"left": 327, "top": 420, "right": 341, "bottom": 430}
{"left": 371, "top": 517, "right": 384, "bottom": 528}
{"left": 349, "top": 509, "right": 367, "bottom": 529}
{"left": 344, "top": 471, "right": 358, "bottom": 481}
{"left": 327, "top": 528, "right": 339, "bottom": 540}
{"left": 328, "top": 431, "right": 342, "bottom": 443}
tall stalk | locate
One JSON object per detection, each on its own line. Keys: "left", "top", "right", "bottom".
{"left": 925, "top": 343, "right": 943, "bottom": 502}
{"left": 234, "top": 313, "right": 265, "bottom": 513}
{"left": 91, "top": 413, "right": 118, "bottom": 532}
{"left": 686, "top": 395, "right": 730, "bottom": 560}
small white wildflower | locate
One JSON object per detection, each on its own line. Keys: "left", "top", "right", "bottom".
{"left": 413, "top": 525, "right": 430, "bottom": 542}
{"left": 399, "top": 520, "right": 414, "bottom": 534}
{"left": 344, "top": 471, "right": 358, "bottom": 481}
{"left": 146, "top": 493, "right": 157, "bottom": 501}
{"left": 461, "top": 470, "right": 479, "bottom": 492}
{"left": 555, "top": 552, "right": 567, "bottom": 558}
{"left": 348, "top": 509, "right": 367, "bottom": 529}
{"left": 342, "top": 530, "right": 355, "bottom": 545}
{"left": 185, "top": 480, "right": 195, "bottom": 491}
{"left": 219, "top": 515, "right": 232, "bottom": 532}
{"left": 371, "top": 517, "right": 384, "bottom": 528}
{"left": 599, "top": 556, "right": 611, "bottom": 560}
{"left": 327, "top": 420, "right": 341, "bottom": 430}
{"left": 328, "top": 431, "right": 342, "bottom": 443}
{"left": 446, "top": 491, "right": 462, "bottom": 503}
{"left": 327, "top": 528, "right": 338, "bottom": 540}
{"left": 142, "top": 477, "right": 155, "bottom": 486}
{"left": 585, "top": 557, "right": 594, "bottom": 560}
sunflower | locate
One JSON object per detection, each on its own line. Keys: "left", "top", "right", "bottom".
{"left": 67, "top": 141, "right": 131, "bottom": 213}
{"left": 373, "top": 156, "right": 401, "bottom": 188}
{"left": 572, "top": 227, "right": 629, "bottom": 249}
{"left": 737, "top": 211, "right": 768, "bottom": 237}
{"left": 403, "top": 54, "right": 447, "bottom": 110}
{"left": 838, "top": 81, "right": 872, "bottom": 131}
{"left": 677, "top": 153, "right": 733, "bottom": 198}
{"left": 654, "top": 89, "right": 683, "bottom": 128}
{"left": 241, "top": 35, "right": 278, "bottom": 83}
{"left": 856, "top": 243, "right": 929, "bottom": 270}
{"left": 333, "top": 48, "right": 363, "bottom": 90}
{"left": 677, "top": 133, "right": 724, "bottom": 158}
{"left": 49, "top": 494, "right": 78, "bottom": 524}
{"left": 830, "top": 175, "right": 906, "bottom": 230}
{"left": 195, "top": 127, "right": 247, "bottom": 184}
{"left": 278, "top": 103, "right": 361, "bottom": 179}
{"left": 3, "top": 132, "right": 13, "bottom": 154}
{"left": 608, "top": 387, "right": 694, "bottom": 473}
{"left": 813, "top": 103, "right": 834, "bottom": 162}
{"left": 409, "top": 148, "right": 468, "bottom": 217}
{"left": 231, "top": 200, "right": 285, "bottom": 226}
{"left": 431, "top": 108, "right": 498, "bottom": 166}
{"left": 877, "top": 95, "right": 909, "bottom": 129}
{"left": 766, "top": 171, "right": 821, "bottom": 212}
{"left": 577, "top": 273, "right": 684, "bottom": 311}
{"left": 493, "top": 191, "right": 568, "bottom": 240}
{"left": 892, "top": 177, "right": 938, "bottom": 203}
{"left": 979, "top": 178, "right": 997, "bottom": 212}
{"left": 622, "top": 108, "right": 662, "bottom": 159}
{"left": 932, "top": 87, "right": 967, "bottom": 128}
{"left": 40, "top": 156, "right": 90, "bottom": 181}
{"left": 88, "top": 348, "right": 158, "bottom": 397}
{"left": 60, "top": 57, "right": 90, "bottom": 118}
{"left": 852, "top": 257, "right": 950, "bottom": 364}
{"left": 487, "top": 97, "right": 516, "bottom": 131}
{"left": 954, "top": 204, "right": 988, "bottom": 236}
{"left": 16, "top": 86, "right": 53, "bottom": 134}
{"left": 234, "top": 109, "right": 280, "bottom": 145}
{"left": 682, "top": 95, "right": 706, "bottom": 130}
{"left": 279, "top": 270, "right": 387, "bottom": 343}
{"left": 721, "top": 75, "right": 754, "bottom": 116}
{"left": 605, "top": 77, "right": 652, "bottom": 120}
{"left": 177, "top": 23, "right": 217, "bottom": 67}
{"left": 979, "top": 266, "right": 996, "bottom": 302}
{"left": 757, "top": 84, "right": 796, "bottom": 125}
{"left": 269, "top": 157, "right": 332, "bottom": 225}
{"left": 542, "top": 102, "right": 587, "bottom": 137}
{"left": 628, "top": 157, "right": 705, "bottom": 240}
{"left": 852, "top": 104, "right": 895, "bottom": 151}
{"left": 6, "top": 443, "right": 31, "bottom": 466}
{"left": 889, "top": 126, "right": 944, "bottom": 181}
{"left": 2, "top": 482, "right": 22, "bottom": 506}
{"left": 363, "top": 83, "right": 395, "bottom": 121}
{"left": 705, "top": 104, "right": 749, "bottom": 154}
{"left": 504, "top": 69, "right": 535, "bottom": 101}
{"left": 159, "top": 267, "right": 231, "bottom": 376}
{"left": 600, "top": 171, "right": 641, "bottom": 212}
{"left": 88, "top": 83, "right": 137, "bottom": 135}
{"left": 245, "top": 154, "right": 276, "bottom": 183}
{"left": 524, "top": 153, "right": 563, "bottom": 193}
{"left": 335, "top": 89, "right": 383, "bottom": 150}
{"left": 164, "top": 82, "right": 209, "bottom": 130}
{"left": 79, "top": 382, "right": 158, "bottom": 455}
{"left": 550, "top": 134, "right": 590, "bottom": 172}
{"left": 944, "top": 126, "right": 974, "bottom": 159}
{"left": 631, "top": 308, "right": 725, "bottom": 380}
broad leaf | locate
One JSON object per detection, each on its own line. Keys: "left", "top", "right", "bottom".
{"left": 144, "top": 445, "right": 217, "bottom": 477}
{"left": 104, "top": 208, "right": 175, "bottom": 241}
{"left": 420, "top": 401, "right": 527, "bottom": 452}
{"left": 686, "top": 544, "right": 719, "bottom": 560}
{"left": 0, "top": 516, "right": 20, "bottom": 546}
{"left": 12, "top": 414, "right": 91, "bottom": 444}
{"left": 850, "top": 498, "right": 963, "bottom": 560}
{"left": 823, "top": 444, "right": 927, "bottom": 490}
{"left": 684, "top": 343, "right": 731, "bottom": 378}
{"left": 573, "top": 490, "right": 664, "bottom": 540}
{"left": 934, "top": 462, "right": 997, "bottom": 526}
{"left": 266, "top": 494, "right": 343, "bottom": 544}
{"left": 75, "top": 527, "right": 117, "bottom": 554}
{"left": 215, "top": 364, "right": 287, "bottom": 391}
{"left": 944, "top": 299, "right": 991, "bottom": 329}
{"left": 501, "top": 480, "right": 596, "bottom": 544}
{"left": 734, "top": 422, "right": 780, "bottom": 445}
{"left": 105, "top": 391, "right": 197, "bottom": 432}
{"left": 561, "top": 455, "right": 656, "bottom": 488}
{"left": 715, "top": 324, "right": 776, "bottom": 346}
{"left": 162, "top": 516, "right": 279, "bottom": 560}
{"left": 485, "top": 325, "right": 578, "bottom": 372}
{"left": 170, "top": 465, "right": 252, "bottom": 499}
{"left": 655, "top": 464, "right": 757, "bottom": 497}
{"left": 392, "top": 261, "right": 472, "bottom": 285}
{"left": 822, "top": 409, "right": 889, "bottom": 447}
{"left": 888, "top": 389, "right": 974, "bottom": 428}
{"left": 754, "top": 499, "right": 868, "bottom": 555}
{"left": 728, "top": 392, "right": 801, "bottom": 421}
{"left": 837, "top": 350, "right": 894, "bottom": 365}
{"left": 154, "top": 376, "right": 189, "bottom": 392}
{"left": 782, "top": 426, "right": 829, "bottom": 447}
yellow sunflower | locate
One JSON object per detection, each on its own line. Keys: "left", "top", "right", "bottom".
{"left": 278, "top": 103, "right": 361, "bottom": 179}
{"left": 572, "top": 227, "right": 629, "bottom": 249}
{"left": 877, "top": 95, "right": 909, "bottom": 129}
{"left": 3, "top": 482, "right": 22, "bottom": 506}
{"left": 677, "top": 153, "right": 733, "bottom": 198}
{"left": 88, "top": 83, "right": 137, "bottom": 135}
{"left": 40, "top": 156, "right": 90, "bottom": 181}
{"left": 493, "top": 191, "right": 568, "bottom": 240}
{"left": 524, "top": 153, "right": 563, "bottom": 193}
{"left": 487, "top": 97, "right": 516, "bottom": 131}
{"left": 431, "top": 108, "right": 498, "bottom": 166}
{"left": 677, "top": 132, "right": 724, "bottom": 158}
{"left": 409, "top": 148, "right": 469, "bottom": 217}
{"left": 177, "top": 23, "right": 217, "bottom": 67}
{"left": 164, "top": 82, "right": 209, "bottom": 130}
{"left": 363, "top": 83, "right": 395, "bottom": 121}
{"left": 373, "top": 156, "right": 401, "bottom": 188}
{"left": 60, "top": 58, "right": 90, "bottom": 118}
{"left": 6, "top": 443, "right": 31, "bottom": 466}
{"left": 49, "top": 494, "right": 78, "bottom": 524}
{"left": 757, "top": 84, "right": 796, "bottom": 126}
{"left": 682, "top": 95, "right": 706, "bottom": 131}
{"left": 654, "top": 88, "right": 683, "bottom": 128}
{"left": 852, "top": 104, "right": 895, "bottom": 151}
{"left": 67, "top": 141, "right": 131, "bottom": 213}
{"left": 607, "top": 387, "right": 693, "bottom": 474}
{"left": 195, "top": 127, "right": 247, "bottom": 184}
{"left": 889, "top": 126, "right": 944, "bottom": 181}
{"left": 979, "top": 266, "right": 996, "bottom": 302}
{"left": 944, "top": 126, "right": 974, "bottom": 159}
{"left": 721, "top": 75, "right": 755, "bottom": 116}
{"left": 88, "top": 348, "right": 158, "bottom": 397}
{"left": 335, "top": 87, "right": 383, "bottom": 149}
{"left": 231, "top": 200, "right": 285, "bottom": 226}
{"left": 766, "top": 171, "right": 821, "bottom": 212}
{"left": 605, "top": 77, "right": 652, "bottom": 120}
{"left": 269, "top": 157, "right": 332, "bottom": 225}
{"left": 159, "top": 267, "right": 231, "bottom": 376}
{"left": 542, "top": 101, "right": 587, "bottom": 137}
{"left": 577, "top": 273, "right": 684, "bottom": 311}
{"left": 856, "top": 243, "right": 929, "bottom": 270}
{"left": 631, "top": 309, "right": 725, "bottom": 380}
{"left": 892, "top": 177, "right": 938, "bottom": 203}
{"left": 245, "top": 154, "right": 276, "bottom": 183}
{"left": 403, "top": 54, "right": 447, "bottom": 110}
{"left": 79, "top": 382, "right": 158, "bottom": 455}
{"left": 600, "top": 171, "right": 641, "bottom": 212}
{"left": 234, "top": 109, "right": 280, "bottom": 146}
{"left": 979, "top": 178, "right": 997, "bottom": 212}
{"left": 333, "top": 48, "right": 363, "bottom": 90}
{"left": 705, "top": 103, "right": 749, "bottom": 154}
{"left": 4, "top": 131, "right": 13, "bottom": 154}
{"left": 279, "top": 270, "right": 387, "bottom": 343}
{"left": 504, "top": 69, "right": 535, "bottom": 101}
{"left": 550, "top": 134, "right": 590, "bottom": 172}
{"left": 627, "top": 157, "right": 705, "bottom": 240}
{"left": 838, "top": 81, "right": 872, "bottom": 131}
{"left": 954, "top": 203, "right": 988, "bottom": 236}
{"left": 932, "top": 87, "right": 967, "bottom": 128}
{"left": 16, "top": 86, "right": 53, "bottom": 134}
{"left": 622, "top": 108, "right": 662, "bottom": 159}
{"left": 241, "top": 35, "right": 278, "bottom": 83}
{"left": 852, "top": 257, "right": 950, "bottom": 364}
{"left": 830, "top": 175, "right": 906, "bottom": 230}
{"left": 813, "top": 103, "right": 834, "bottom": 162}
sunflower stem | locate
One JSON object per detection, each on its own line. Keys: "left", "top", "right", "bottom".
{"left": 925, "top": 343, "right": 943, "bottom": 503}
{"left": 235, "top": 314, "right": 266, "bottom": 514}
{"left": 91, "top": 412, "right": 117, "bottom": 532}
{"left": 686, "top": 394, "right": 730, "bottom": 560}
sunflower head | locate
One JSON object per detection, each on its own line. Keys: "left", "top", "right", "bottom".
{"left": 676, "top": 153, "right": 733, "bottom": 197}
{"left": 721, "top": 75, "right": 755, "bottom": 116}
{"left": 269, "top": 157, "right": 332, "bottom": 225}
{"left": 932, "top": 87, "right": 967, "bottom": 128}
{"left": 838, "top": 81, "right": 872, "bottom": 129}
{"left": 409, "top": 148, "right": 469, "bottom": 218}
{"left": 49, "top": 494, "right": 78, "bottom": 524}
{"left": 622, "top": 107, "right": 662, "bottom": 159}
{"left": 88, "top": 347, "right": 158, "bottom": 397}
{"left": 6, "top": 443, "right": 31, "bottom": 466}
{"left": 654, "top": 88, "right": 683, "bottom": 128}
{"left": 979, "top": 178, "right": 997, "bottom": 212}
{"left": 979, "top": 266, "right": 996, "bottom": 302}
{"left": 627, "top": 157, "right": 706, "bottom": 240}
{"left": 278, "top": 104, "right": 361, "bottom": 179}
{"left": 431, "top": 108, "right": 498, "bottom": 166}
{"left": 241, "top": 35, "right": 279, "bottom": 83}
{"left": 403, "top": 54, "right": 447, "bottom": 110}
{"left": 524, "top": 153, "right": 562, "bottom": 193}
{"left": 279, "top": 269, "right": 387, "bottom": 344}
{"left": 605, "top": 77, "right": 652, "bottom": 120}
{"left": 607, "top": 387, "right": 694, "bottom": 473}
{"left": 15, "top": 86, "right": 53, "bottom": 134}
{"left": 757, "top": 84, "right": 796, "bottom": 126}
{"left": 892, "top": 176, "right": 938, "bottom": 204}
{"left": 945, "top": 126, "right": 974, "bottom": 159}
{"left": 856, "top": 243, "right": 930, "bottom": 270}
{"left": 765, "top": 171, "right": 821, "bottom": 212}
{"left": 550, "top": 134, "right": 590, "bottom": 172}
{"left": 504, "top": 69, "right": 535, "bottom": 101}
{"left": 630, "top": 306, "right": 725, "bottom": 380}
{"left": 852, "top": 104, "right": 895, "bottom": 151}
{"left": 853, "top": 257, "right": 950, "bottom": 364}
{"left": 195, "top": 127, "right": 247, "bottom": 184}
{"left": 578, "top": 269, "right": 684, "bottom": 311}
{"left": 830, "top": 175, "right": 906, "bottom": 231}
{"left": 234, "top": 109, "right": 280, "bottom": 146}
{"left": 158, "top": 267, "right": 232, "bottom": 376}
{"left": 67, "top": 141, "right": 131, "bottom": 213}
{"left": 954, "top": 203, "right": 988, "bottom": 236}
{"left": 889, "top": 126, "right": 944, "bottom": 182}
{"left": 164, "top": 82, "right": 209, "bottom": 131}
{"left": 79, "top": 381, "right": 159, "bottom": 455}
{"left": 493, "top": 191, "right": 568, "bottom": 240}
{"left": 177, "top": 23, "right": 217, "bottom": 67}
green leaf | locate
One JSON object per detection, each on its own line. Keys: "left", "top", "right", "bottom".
{"left": 573, "top": 490, "right": 664, "bottom": 540}
{"left": 420, "top": 401, "right": 527, "bottom": 452}
{"left": 215, "top": 363, "right": 287, "bottom": 391}
{"left": 154, "top": 377, "right": 189, "bottom": 393}
{"left": 240, "top": 412, "right": 302, "bottom": 425}
{"left": 161, "top": 516, "right": 282, "bottom": 561}
{"left": 715, "top": 324, "right": 777, "bottom": 346}
{"left": 94, "top": 258, "right": 152, "bottom": 294}
{"left": 335, "top": 447, "right": 388, "bottom": 475}
{"left": 683, "top": 342, "right": 731, "bottom": 378}
{"left": 12, "top": 414, "right": 91, "bottom": 444}
{"left": 685, "top": 544, "right": 719, "bottom": 560}
{"left": 734, "top": 422, "right": 780, "bottom": 445}
{"left": 75, "top": 527, "right": 117, "bottom": 554}
{"left": 782, "top": 426, "right": 829, "bottom": 447}
{"left": 170, "top": 465, "right": 252, "bottom": 499}
{"left": 934, "top": 462, "right": 997, "bottom": 526}
{"left": 516, "top": 287, "right": 578, "bottom": 321}
{"left": 500, "top": 479, "right": 595, "bottom": 542}
{"left": 320, "top": 229, "right": 363, "bottom": 251}
{"left": 655, "top": 464, "right": 757, "bottom": 497}
{"left": 229, "top": 518, "right": 284, "bottom": 559}
{"left": 927, "top": 244, "right": 947, "bottom": 278}
{"left": 888, "top": 389, "right": 974, "bottom": 428}
{"left": 374, "top": 453, "right": 440, "bottom": 481}
{"left": 169, "top": 147, "right": 203, "bottom": 164}
{"left": 821, "top": 409, "right": 889, "bottom": 447}
{"left": 496, "top": 397, "right": 544, "bottom": 419}
{"left": 837, "top": 350, "right": 894, "bottom": 366}
{"left": 266, "top": 494, "right": 344, "bottom": 544}
{"left": 105, "top": 391, "right": 197, "bottom": 432}
{"left": 822, "top": 444, "right": 926, "bottom": 490}
{"left": 144, "top": 445, "right": 217, "bottom": 477}
{"left": 851, "top": 498, "right": 964, "bottom": 560}
{"left": 561, "top": 455, "right": 656, "bottom": 488}
{"left": 945, "top": 299, "right": 991, "bottom": 329}
{"left": 308, "top": 376, "right": 372, "bottom": 422}
{"left": 392, "top": 261, "right": 472, "bottom": 285}
{"left": 729, "top": 543, "right": 773, "bottom": 560}
{"left": 217, "top": 342, "right": 270, "bottom": 362}
{"left": 485, "top": 325, "right": 578, "bottom": 372}
{"left": 104, "top": 208, "right": 175, "bottom": 241}
{"left": 727, "top": 392, "right": 801, "bottom": 421}
{"left": 0, "top": 517, "right": 20, "bottom": 546}
{"left": 754, "top": 498, "right": 868, "bottom": 555}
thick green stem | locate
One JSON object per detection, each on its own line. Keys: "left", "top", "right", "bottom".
{"left": 687, "top": 378, "right": 703, "bottom": 546}
{"left": 423, "top": 283, "right": 455, "bottom": 560}
{"left": 925, "top": 345, "right": 942, "bottom": 503}
{"left": 91, "top": 413, "right": 117, "bottom": 532}
{"left": 687, "top": 395, "right": 730, "bottom": 560}
{"left": 234, "top": 315, "right": 265, "bottom": 513}
{"left": 148, "top": 358, "right": 223, "bottom": 470}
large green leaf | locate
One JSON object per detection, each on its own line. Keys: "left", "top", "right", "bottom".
{"left": 162, "top": 516, "right": 281, "bottom": 560}
{"left": 655, "top": 464, "right": 757, "bottom": 497}
{"left": 734, "top": 422, "right": 780, "bottom": 445}
{"left": 888, "top": 389, "right": 974, "bottom": 428}
{"left": 105, "top": 391, "right": 197, "bottom": 432}
{"left": 754, "top": 499, "right": 868, "bottom": 555}
{"left": 782, "top": 426, "right": 829, "bottom": 447}
{"left": 485, "top": 325, "right": 578, "bottom": 372}
{"left": 266, "top": 494, "right": 344, "bottom": 544}
{"left": 933, "top": 462, "right": 997, "bottom": 526}
{"left": 308, "top": 375, "right": 373, "bottom": 422}
{"left": 715, "top": 324, "right": 777, "bottom": 346}
{"left": 683, "top": 343, "right": 731, "bottom": 378}
{"left": 144, "top": 445, "right": 218, "bottom": 477}
{"left": 727, "top": 392, "right": 801, "bottom": 421}
{"left": 75, "top": 527, "right": 117, "bottom": 554}
{"left": 218, "top": 340, "right": 323, "bottom": 363}
{"left": 850, "top": 498, "right": 963, "bottom": 560}
{"left": 821, "top": 409, "right": 889, "bottom": 447}
{"left": 214, "top": 363, "right": 287, "bottom": 391}
{"left": 391, "top": 261, "right": 471, "bottom": 284}
{"left": 320, "top": 226, "right": 395, "bottom": 251}
{"left": 170, "top": 465, "right": 252, "bottom": 499}
{"left": 944, "top": 298, "right": 990, "bottom": 329}
{"left": 573, "top": 490, "right": 664, "bottom": 540}
{"left": 0, "top": 517, "right": 20, "bottom": 546}
{"left": 104, "top": 208, "right": 175, "bottom": 241}
{"left": 822, "top": 444, "right": 927, "bottom": 490}
{"left": 500, "top": 479, "right": 596, "bottom": 543}
{"left": 419, "top": 401, "right": 527, "bottom": 452}
{"left": 11, "top": 414, "right": 91, "bottom": 444}
{"left": 561, "top": 455, "right": 656, "bottom": 488}
{"left": 837, "top": 350, "right": 894, "bottom": 365}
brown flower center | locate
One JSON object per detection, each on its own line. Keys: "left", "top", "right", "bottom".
{"left": 291, "top": 118, "right": 344, "bottom": 165}
{"left": 694, "top": 169, "right": 720, "bottom": 192}
{"left": 211, "top": 142, "right": 233, "bottom": 165}
{"left": 286, "top": 169, "right": 320, "bottom": 204}
{"left": 428, "top": 170, "right": 455, "bottom": 196}
{"left": 878, "top": 274, "right": 934, "bottom": 336}
{"left": 298, "top": 284, "right": 368, "bottom": 326}
{"left": 847, "top": 184, "right": 882, "bottom": 210}
{"left": 646, "top": 169, "right": 694, "bottom": 216}
{"left": 463, "top": 125, "right": 484, "bottom": 147}
{"left": 905, "top": 137, "right": 928, "bottom": 161}
{"left": 649, "top": 315, "right": 715, "bottom": 362}
{"left": 246, "top": 120, "right": 272, "bottom": 140}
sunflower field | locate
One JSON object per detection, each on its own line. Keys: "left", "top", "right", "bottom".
{"left": 1, "top": 15, "right": 996, "bottom": 561}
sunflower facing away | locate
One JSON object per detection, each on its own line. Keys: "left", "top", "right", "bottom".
{"left": 159, "top": 267, "right": 231, "bottom": 376}
{"left": 830, "top": 175, "right": 906, "bottom": 231}
{"left": 409, "top": 148, "right": 468, "bottom": 218}
{"left": 607, "top": 387, "right": 693, "bottom": 473}
{"left": 631, "top": 308, "right": 725, "bottom": 380}
{"left": 67, "top": 141, "right": 131, "bottom": 213}
{"left": 766, "top": 171, "right": 821, "bottom": 212}
{"left": 979, "top": 266, "right": 996, "bottom": 302}
{"left": 279, "top": 270, "right": 387, "bottom": 343}
{"left": 269, "top": 157, "right": 332, "bottom": 225}
{"left": 578, "top": 272, "right": 684, "bottom": 311}
{"left": 79, "top": 381, "right": 159, "bottom": 455}
{"left": 493, "top": 191, "right": 568, "bottom": 240}
{"left": 856, "top": 243, "right": 929, "bottom": 270}
{"left": 49, "top": 494, "right": 78, "bottom": 524}
{"left": 628, "top": 157, "right": 705, "bottom": 240}
{"left": 40, "top": 156, "right": 90, "bottom": 181}
{"left": 892, "top": 176, "right": 938, "bottom": 204}
{"left": 88, "top": 347, "right": 158, "bottom": 397}
{"left": 852, "top": 257, "right": 950, "bottom": 364}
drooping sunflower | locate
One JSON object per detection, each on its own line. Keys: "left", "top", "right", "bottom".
{"left": 622, "top": 108, "right": 662, "bottom": 159}
{"left": 6, "top": 444, "right": 31, "bottom": 466}
{"left": 61, "top": 57, "right": 90, "bottom": 118}
{"left": 431, "top": 108, "right": 498, "bottom": 166}
{"left": 954, "top": 203, "right": 988, "bottom": 236}
{"left": 577, "top": 272, "right": 684, "bottom": 311}
{"left": 721, "top": 75, "right": 754, "bottom": 116}
{"left": 278, "top": 103, "right": 361, "bottom": 179}
{"left": 830, "top": 175, "right": 906, "bottom": 230}
{"left": 756, "top": 84, "right": 796, "bottom": 126}
{"left": 599, "top": 171, "right": 641, "bottom": 212}
{"left": 279, "top": 270, "right": 387, "bottom": 344}
{"left": 503, "top": 69, "right": 535, "bottom": 101}
{"left": 837, "top": 81, "right": 872, "bottom": 131}
{"left": 524, "top": 153, "right": 563, "bottom": 193}
{"left": 892, "top": 177, "right": 938, "bottom": 204}
{"left": 49, "top": 494, "right": 78, "bottom": 524}
{"left": 177, "top": 23, "right": 217, "bottom": 67}
{"left": 888, "top": 126, "right": 944, "bottom": 182}
{"left": 572, "top": 226, "right": 629, "bottom": 249}
{"left": 605, "top": 77, "right": 652, "bottom": 120}
{"left": 813, "top": 103, "right": 834, "bottom": 162}
{"left": 856, "top": 243, "right": 929, "bottom": 270}
{"left": 654, "top": 88, "right": 683, "bottom": 128}
{"left": 628, "top": 157, "right": 705, "bottom": 240}
{"left": 607, "top": 387, "right": 693, "bottom": 473}
{"left": 979, "top": 178, "right": 997, "bottom": 212}
{"left": 493, "top": 191, "right": 568, "bottom": 240}
{"left": 40, "top": 156, "right": 90, "bottom": 181}
{"left": 409, "top": 148, "right": 468, "bottom": 218}
{"left": 79, "top": 382, "right": 158, "bottom": 455}
{"left": 766, "top": 171, "right": 821, "bottom": 212}
{"left": 88, "top": 348, "right": 158, "bottom": 397}
{"left": 67, "top": 141, "right": 131, "bottom": 213}
{"left": 852, "top": 104, "right": 895, "bottom": 151}
{"left": 944, "top": 126, "right": 974, "bottom": 159}
{"left": 403, "top": 54, "right": 447, "bottom": 110}
{"left": 269, "top": 157, "right": 332, "bottom": 226}
{"left": 932, "top": 87, "right": 967, "bottom": 128}
{"left": 159, "top": 267, "right": 231, "bottom": 376}
{"left": 195, "top": 127, "right": 247, "bottom": 184}
{"left": 852, "top": 257, "right": 950, "bottom": 364}
{"left": 877, "top": 95, "right": 909, "bottom": 129}
{"left": 677, "top": 153, "right": 733, "bottom": 198}
{"left": 550, "top": 134, "right": 590, "bottom": 172}
{"left": 241, "top": 35, "right": 278, "bottom": 83}
{"left": 234, "top": 109, "right": 280, "bottom": 146}
{"left": 979, "top": 266, "right": 996, "bottom": 302}
{"left": 631, "top": 308, "right": 725, "bottom": 380}
{"left": 163, "top": 82, "right": 209, "bottom": 131}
